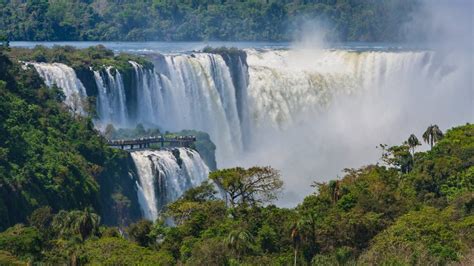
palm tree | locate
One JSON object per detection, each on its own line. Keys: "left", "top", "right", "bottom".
{"left": 51, "top": 209, "right": 100, "bottom": 241}
{"left": 296, "top": 212, "right": 319, "bottom": 260}
{"left": 51, "top": 210, "right": 70, "bottom": 237}
{"left": 76, "top": 208, "right": 100, "bottom": 241}
{"left": 407, "top": 134, "right": 421, "bottom": 155}
{"left": 328, "top": 180, "right": 341, "bottom": 204}
{"left": 422, "top": 125, "right": 444, "bottom": 149}
{"left": 226, "top": 228, "right": 254, "bottom": 260}
{"left": 290, "top": 223, "right": 301, "bottom": 266}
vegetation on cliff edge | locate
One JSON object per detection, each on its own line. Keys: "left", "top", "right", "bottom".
{"left": 0, "top": 0, "right": 417, "bottom": 42}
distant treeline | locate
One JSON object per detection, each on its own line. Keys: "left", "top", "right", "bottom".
{"left": 0, "top": 0, "right": 417, "bottom": 42}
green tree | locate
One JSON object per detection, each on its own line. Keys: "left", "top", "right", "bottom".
{"left": 0, "top": 33, "right": 9, "bottom": 49}
{"left": 80, "top": 237, "right": 175, "bottom": 265}
{"left": 226, "top": 228, "right": 254, "bottom": 260}
{"left": 328, "top": 180, "right": 341, "bottom": 204}
{"left": 0, "top": 1, "right": 416, "bottom": 42}
{"left": 51, "top": 209, "right": 100, "bottom": 241}
{"left": 381, "top": 145, "right": 413, "bottom": 173}
{"left": 423, "top": 125, "right": 444, "bottom": 149}
{"left": 76, "top": 208, "right": 101, "bottom": 241}
{"left": 180, "top": 180, "right": 217, "bottom": 202}
{"left": 360, "top": 203, "right": 472, "bottom": 264}
{"left": 209, "top": 166, "right": 283, "bottom": 207}
{"left": 186, "top": 238, "right": 229, "bottom": 266}
{"left": 256, "top": 224, "right": 278, "bottom": 253}
{"left": 127, "top": 219, "right": 154, "bottom": 247}
{"left": 0, "top": 224, "right": 42, "bottom": 261}
{"left": 0, "top": 250, "right": 24, "bottom": 266}
{"left": 290, "top": 222, "right": 301, "bottom": 266}
{"left": 407, "top": 134, "right": 421, "bottom": 155}
{"left": 28, "top": 206, "right": 53, "bottom": 234}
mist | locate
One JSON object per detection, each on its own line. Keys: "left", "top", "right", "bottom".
{"left": 231, "top": 0, "right": 473, "bottom": 207}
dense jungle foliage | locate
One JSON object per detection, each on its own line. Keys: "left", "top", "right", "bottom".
{"left": 0, "top": 0, "right": 417, "bottom": 42}
{"left": 0, "top": 40, "right": 157, "bottom": 231}
{"left": 0, "top": 41, "right": 103, "bottom": 229}
{"left": 10, "top": 44, "right": 153, "bottom": 72}
{"left": 1, "top": 119, "right": 473, "bottom": 264}
{"left": 0, "top": 41, "right": 472, "bottom": 264}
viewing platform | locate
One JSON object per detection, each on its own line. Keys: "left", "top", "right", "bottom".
{"left": 107, "top": 135, "right": 196, "bottom": 150}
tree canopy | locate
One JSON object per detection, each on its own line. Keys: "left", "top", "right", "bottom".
{"left": 210, "top": 166, "right": 283, "bottom": 207}
{"left": 0, "top": 0, "right": 417, "bottom": 42}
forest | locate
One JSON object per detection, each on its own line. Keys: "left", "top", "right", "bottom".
{"left": 0, "top": 0, "right": 417, "bottom": 42}
{"left": 0, "top": 41, "right": 472, "bottom": 265}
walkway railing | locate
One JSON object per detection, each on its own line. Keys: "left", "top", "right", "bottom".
{"left": 107, "top": 135, "right": 196, "bottom": 150}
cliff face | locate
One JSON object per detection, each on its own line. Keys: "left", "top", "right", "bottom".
{"left": 74, "top": 65, "right": 99, "bottom": 97}
{"left": 98, "top": 151, "right": 142, "bottom": 226}
{"left": 5, "top": 46, "right": 219, "bottom": 227}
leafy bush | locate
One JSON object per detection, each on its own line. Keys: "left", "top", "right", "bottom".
{"left": 0, "top": 224, "right": 42, "bottom": 261}
{"left": 360, "top": 200, "right": 473, "bottom": 265}
{"left": 79, "top": 237, "right": 175, "bottom": 265}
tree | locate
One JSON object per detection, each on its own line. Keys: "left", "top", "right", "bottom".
{"left": 226, "top": 228, "right": 254, "bottom": 260}
{"left": 328, "top": 180, "right": 341, "bottom": 204}
{"left": 297, "top": 211, "right": 320, "bottom": 261}
{"left": 76, "top": 208, "right": 101, "bottom": 241}
{"left": 52, "top": 209, "right": 100, "bottom": 241}
{"left": 406, "top": 134, "right": 421, "bottom": 155}
{"left": 80, "top": 237, "right": 175, "bottom": 265}
{"left": 422, "top": 125, "right": 443, "bottom": 149}
{"left": 0, "top": 33, "right": 9, "bottom": 50}
{"left": 187, "top": 238, "right": 229, "bottom": 265}
{"left": 28, "top": 206, "right": 53, "bottom": 232}
{"left": 209, "top": 166, "right": 283, "bottom": 207}
{"left": 290, "top": 222, "right": 301, "bottom": 266}
{"left": 381, "top": 145, "right": 413, "bottom": 173}
{"left": 0, "top": 224, "right": 42, "bottom": 260}
{"left": 256, "top": 224, "right": 278, "bottom": 253}
{"left": 127, "top": 219, "right": 153, "bottom": 247}
{"left": 180, "top": 181, "right": 217, "bottom": 202}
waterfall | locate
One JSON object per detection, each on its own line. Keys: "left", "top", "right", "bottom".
{"left": 29, "top": 47, "right": 460, "bottom": 208}
{"left": 29, "top": 49, "right": 439, "bottom": 167}
{"left": 93, "top": 67, "right": 129, "bottom": 128}
{"left": 131, "top": 148, "right": 210, "bottom": 221}
{"left": 245, "top": 49, "right": 436, "bottom": 128}
{"left": 118, "top": 56, "right": 246, "bottom": 165}
{"left": 153, "top": 54, "right": 244, "bottom": 163}
{"left": 28, "top": 62, "right": 87, "bottom": 113}
{"left": 128, "top": 61, "right": 166, "bottom": 126}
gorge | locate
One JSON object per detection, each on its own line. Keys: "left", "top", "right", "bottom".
{"left": 1, "top": 1, "right": 472, "bottom": 263}
{"left": 26, "top": 44, "right": 469, "bottom": 210}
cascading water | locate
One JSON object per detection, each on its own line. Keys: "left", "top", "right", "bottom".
{"left": 27, "top": 62, "right": 88, "bottom": 113}
{"left": 245, "top": 49, "right": 436, "bottom": 128}
{"left": 93, "top": 67, "right": 129, "bottom": 128}
{"left": 31, "top": 47, "right": 457, "bottom": 207}
{"left": 155, "top": 54, "right": 244, "bottom": 163}
{"left": 29, "top": 49, "right": 440, "bottom": 162}
{"left": 131, "top": 148, "right": 210, "bottom": 221}
{"left": 115, "top": 55, "right": 246, "bottom": 165}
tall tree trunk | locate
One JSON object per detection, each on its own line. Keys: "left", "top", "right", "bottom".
{"left": 294, "top": 247, "right": 297, "bottom": 266}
